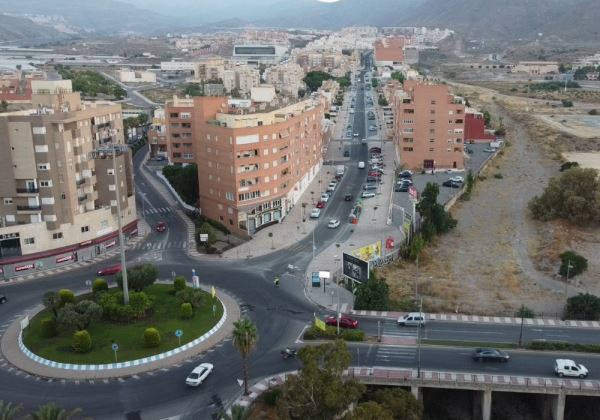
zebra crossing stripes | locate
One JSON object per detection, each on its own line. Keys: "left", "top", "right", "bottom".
{"left": 132, "top": 241, "right": 188, "bottom": 250}
{"left": 381, "top": 320, "right": 418, "bottom": 339}
{"left": 374, "top": 346, "right": 416, "bottom": 363}
{"left": 141, "top": 207, "right": 173, "bottom": 216}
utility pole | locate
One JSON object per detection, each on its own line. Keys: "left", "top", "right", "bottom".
{"left": 417, "top": 297, "right": 423, "bottom": 378}
{"left": 565, "top": 259, "right": 573, "bottom": 304}
{"left": 518, "top": 314, "right": 525, "bottom": 347}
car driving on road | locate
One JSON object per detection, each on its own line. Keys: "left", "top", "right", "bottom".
{"left": 325, "top": 315, "right": 359, "bottom": 329}
{"left": 327, "top": 219, "right": 341, "bottom": 229}
{"left": 361, "top": 192, "right": 376, "bottom": 199}
{"left": 555, "top": 359, "right": 588, "bottom": 378}
{"left": 96, "top": 264, "right": 122, "bottom": 277}
{"left": 185, "top": 363, "right": 214, "bottom": 386}
{"left": 397, "top": 312, "right": 426, "bottom": 327}
{"left": 471, "top": 348, "right": 510, "bottom": 363}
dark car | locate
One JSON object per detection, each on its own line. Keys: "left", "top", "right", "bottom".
{"left": 325, "top": 315, "right": 359, "bottom": 329}
{"left": 0, "top": 294, "right": 7, "bottom": 304}
{"left": 472, "top": 348, "right": 510, "bottom": 362}
{"left": 442, "top": 180, "right": 461, "bottom": 188}
{"left": 156, "top": 221, "right": 167, "bottom": 232}
{"left": 343, "top": 150, "right": 350, "bottom": 157}
{"left": 344, "top": 193, "right": 353, "bottom": 201}
{"left": 97, "top": 263, "right": 122, "bottom": 276}
{"left": 395, "top": 180, "right": 411, "bottom": 192}
{"left": 399, "top": 170, "right": 413, "bottom": 179}
{"left": 369, "top": 147, "right": 382, "bottom": 154}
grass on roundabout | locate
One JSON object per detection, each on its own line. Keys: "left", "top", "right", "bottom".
{"left": 22, "top": 284, "right": 224, "bottom": 364}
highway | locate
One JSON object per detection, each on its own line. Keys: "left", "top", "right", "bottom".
{"left": 1, "top": 55, "right": 599, "bottom": 419}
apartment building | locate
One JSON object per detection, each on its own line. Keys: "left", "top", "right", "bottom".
{"left": 393, "top": 81, "right": 465, "bottom": 171}
{"left": 222, "top": 66, "right": 261, "bottom": 96}
{"left": 165, "top": 95, "right": 330, "bottom": 236}
{"left": 374, "top": 37, "right": 406, "bottom": 66}
{"left": 264, "top": 62, "right": 305, "bottom": 97}
{"left": 165, "top": 97, "right": 195, "bottom": 166}
{"left": 148, "top": 108, "right": 167, "bottom": 158}
{"left": 512, "top": 61, "right": 559, "bottom": 75}
{"left": 0, "top": 80, "right": 136, "bottom": 278}
{"left": 0, "top": 70, "right": 46, "bottom": 103}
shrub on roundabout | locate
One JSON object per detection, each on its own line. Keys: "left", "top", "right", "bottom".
{"left": 72, "top": 330, "right": 92, "bottom": 353}
{"left": 180, "top": 302, "right": 193, "bottom": 319}
{"left": 92, "top": 278, "right": 109, "bottom": 293}
{"left": 143, "top": 327, "right": 161, "bottom": 348}
{"left": 173, "top": 276, "right": 187, "bottom": 292}
{"left": 58, "top": 289, "right": 75, "bottom": 306}
{"left": 40, "top": 317, "right": 58, "bottom": 338}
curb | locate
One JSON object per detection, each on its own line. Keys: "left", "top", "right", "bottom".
{"left": 227, "top": 371, "right": 298, "bottom": 413}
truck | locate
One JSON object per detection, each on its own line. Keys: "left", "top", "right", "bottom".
{"left": 335, "top": 165, "right": 345, "bottom": 176}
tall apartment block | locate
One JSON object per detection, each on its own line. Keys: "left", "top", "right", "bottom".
{"left": 165, "top": 95, "right": 330, "bottom": 236}
{"left": 0, "top": 80, "right": 137, "bottom": 278}
{"left": 393, "top": 81, "right": 465, "bottom": 171}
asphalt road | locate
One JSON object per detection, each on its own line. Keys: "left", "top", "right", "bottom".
{"left": 2, "top": 60, "right": 599, "bottom": 419}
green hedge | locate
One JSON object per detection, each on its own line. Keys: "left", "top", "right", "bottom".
{"left": 173, "top": 276, "right": 187, "bottom": 292}
{"left": 528, "top": 341, "right": 600, "bottom": 353}
{"left": 41, "top": 317, "right": 57, "bottom": 338}
{"left": 143, "top": 327, "right": 161, "bottom": 348}
{"left": 72, "top": 330, "right": 92, "bottom": 353}
{"left": 180, "top": 303, "right": 193, "bottom": 320}
{"left": 303, "top": 325, "right": 365, "bottom": 342}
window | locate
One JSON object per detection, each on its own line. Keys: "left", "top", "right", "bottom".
{"left": 180, "top": 112, "right": 191, "bottom": 119}
{"left": 429, "top": 147, "right": 435, "bottom": 152}
{"left": 430, "top": 120, "right": 436, "bottom": 124}
{"left": 52, "top": 232, "right": 63, "bottom": 240}
{"left": 431, "top": 100, "right": 436, "bottom": 105}
{"left": 24, "top": 237, "right": 35, "bottom": 245}
{"left": 40, "top": 180, "right": 53, "bottom": 187}
{"left": 3, "top": 198, "right": 13, "bottom": 205}
{"left": 5, "top": 215, "right": 15, "bottom": 222}
{"left": 61, "top": 193, "right": 66, "bottom": 199}
{"left": 107, "top": 168, "right": 114, "bottom": 175}
{"left": 33, "top": 126, "right": 46, "bottom": 135}
{"left": 35, "top": 145, "right": 49, "bottom": 153}
{"left": 37, "top": 163, "right": 50, "bottom": 171}
{"left": 402, "top": 147, "right": 413, "bottom": 152}
{"left": 225, "top": 192, "right": 234, "bottom": 201}
{"left": 430, "top": 109, "right": 436, "bottom": 115}
{"left": 430, "top": 138, "right": 435, "bottom": 143}
{"left": 81, "top": 225, "right": 89, "bottom": 233}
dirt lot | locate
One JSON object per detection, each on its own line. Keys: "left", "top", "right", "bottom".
{"left": 468, "top": 81, "right": 600, "bottom": 105}
{"left": 380, "top": 83, "right": 600, "bottom": 316}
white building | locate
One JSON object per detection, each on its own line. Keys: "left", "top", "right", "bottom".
{"left": 512, "top": 61, "right": 559, "bottom": 75}
{"left": 117, "top": 69, "right": 156, "bottom": 83}
{"left": 251, "top": 86, "right": 276, "bottom": 103}
{"left": 232, "top": 44, "right": 288, "bottom": 65}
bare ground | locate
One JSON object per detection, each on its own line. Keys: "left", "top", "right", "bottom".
{"left": 381, "top": 83, "right": 600, "bottom": 316}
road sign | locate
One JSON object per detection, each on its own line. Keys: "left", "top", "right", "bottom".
{"left": 199, "top": 234, "right": 208, "bottom": 242}
{"left": 175, "top": 329, "right": 183, "bottom": 337}
{"left": 237, "top": 379, "right": 244, "bottom": 387}
{"left": 112, "top": 343, "right": 119, "bottom": 351}
{"left": 192, "top": 275, "right": 200, "bottom": 289}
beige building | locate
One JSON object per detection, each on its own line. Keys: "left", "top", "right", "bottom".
{"left": 0, "top": 81, "right": 136, "bottom": 278}
{"left": 165, "top": 95, "right": 331, "bottom": 236}
{"left": 264, "top": 62, "right": 305, "bottom": 97}
{"left": 117, "top": 69, "right": 157, "bottom": 83}
{"left": 222, "top": 66, "right": 261, "bottom": 96}
{"left": 393, "top": 81, "right": 465, "bottom": 171}
{"left": 512, "top": 61, "right": 559, "bottom": 75}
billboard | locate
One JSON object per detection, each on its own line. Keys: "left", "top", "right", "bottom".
{"left": 351, "top": 241, "right": 382, "bottom": 262}
{"left": 343, "top": 253, "right": 369, "bottom": 283}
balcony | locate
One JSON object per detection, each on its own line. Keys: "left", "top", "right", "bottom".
{"left": 17, "top": 205, "right": 42, "bottom": 212}
{"left": 16, "top": 187, "right": 39, "bottom": 194}
{"left": 78, "top": 194, "right": 88, "bottom": 203}
{"left": 76, "top": 178, "right": 86, "bottom": 186}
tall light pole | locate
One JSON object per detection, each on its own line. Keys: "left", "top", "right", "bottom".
{"left": 417, "top": 296, "right": 423, "bottom": 378}
{"left": 91, "top": 145, "right": 131, "bottom": 305}
{"left": 564, "top": 259, "right": 574, "bottom": 304}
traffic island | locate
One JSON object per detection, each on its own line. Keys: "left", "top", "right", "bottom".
{"left": 0, "top": 284, "right": 240, "bottom": 379}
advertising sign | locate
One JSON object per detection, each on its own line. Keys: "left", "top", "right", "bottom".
{"left": 351, "top": 241, "right": 382, "bottom": 262}
{"left": 311, "top": 272, "right": 320, "bottom": 287}
{"left": 342, "top": 253, "right": 369, "bottom": 283}
{"left": 56, "top": 254, "right": 74, "bottom": 264}
{"left": 15, "top": 263, "right": 34, "bottom": 272}
{"left": 105, "top": 240, "right": 117, "bottom": 248}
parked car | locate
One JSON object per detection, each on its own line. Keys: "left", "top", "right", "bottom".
{"left": 395, "top": 181, "right": 410, "bottom": 192}
{"left": 325, "top": 315, "right": 359, "bottom": 329}
{"left": 310, "top": 208, "right": 321, "bottom": 218}
{"left": 367, "top": 172, "right": 382, "bottom": 178}
{"left": 361, "top": 192, "right": 376, "bottom": 199}
{"left": 369, "top": 125, "right": 377, "bottom": 131}
{"left": 555, "top": 359, "right": 588, "bottom": 378}
{"left": 397, "top": 312, "right": 426, "bottom": 327}
{"left": 185, "top": 363, "right": 214, "bottom": 386}
{"left": 327, "top": 184, "right": 336, "bottom": 192}
{"left": 96, "top": 264, "right": 122, "bottom": 277}
{"left": 363, "top": 184, "right": 378, "bottom": 191}
{"left": 343, "top": 150, "right": 350, "bottom": 157}
{"left": 366, "top": 177, "right": 381, "bottom": 183}
{"left": 316, "top": 200, "right": 326, "bottom": 209}
{"left": 399, "top": 170, "right": 413, "bottom": 179}
{"left": 483, "top": 147, "right": 497, "bottom": 153}
{"left": 344, "top": 193, "right": 354, "bottom": 201}
{"left": 465, "top": 146, "right": 474, "bottom": 154}
{"left": 472, "top": 348, "right": 510, "bottom": 363}
{"left": 327, "top": 219, "right": 341, "bottom": 229}
{"left": 442, "top": 180, "right": 461, "bottom": 188}
{"left": 320, "top": 193, "right": 330, "bottom": 202}
{"left": 358, "top": 161, "right": 365, "bottom": 169}
{"left": 155, "top": 155, "right": 167, "bottom": 161}
{"left": 450, "top": 176, "right": 464, "bottom": 183}
{"left": 0, "top": 294, "right": 7, "bottom": 304}
{"left": 156, "top": 221, "right": 167, "bottom": 232}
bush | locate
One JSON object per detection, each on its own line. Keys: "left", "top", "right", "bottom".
{"left": 58, "top": 289, "right": 75, "bottom": 306}
{"left": 40, "top": 317, "right": 58, "bottom": 338}
{"left": 494, "top": 173, "right": 503, "bottom": 179}
{"left": 354, "top": 272, "right": 390, "bottom": 311}
{"left": 174, "top": 276, "right": 186, "bottom": 292}
{"left": 263, "top": 388, "right": 282, "bottom": 407}
{"left": 180, "top": 302, "right": 193, "bottom": 319}
{"left": 528, "top": 341, "right": 600, "bottom": 353}
{"left": 117, "top": 263, "right": 158, "bottom": 292}
{"left": 565, "top": 293, "right": 600, "bottom": 320}
{"left": 559, "top": 250, "right": 588, "bottom": 278}
{"left": 72, "top": 330, "right": 92, "bottom": 353}
{"left": 129, "top": 292, "right": 153, "bottom": 318}
{"left": 303, "top": 325, "right": 365, "bottom": 342}
{"left": 561, "top": 99, "right": 574, "bottom": 107}
{"left": 92, "top": 278, "right": 108, "bottom": 293}
{"left": 515, "top": 305, "right": 535, "bottom": 319}
{"left": 589, "top": 109, "right": 598, "bottom": 115}
{"left": 176, "top": 288, "right": 205, "bottom": 309}
{"left": 99, "top": 291, "right": 152, "bottom": 322}
{"left": 559, "top": 161, "right": 579, "bottom": 172}
{"left": 143, "top": 327, "right": 161, "bottom": 348}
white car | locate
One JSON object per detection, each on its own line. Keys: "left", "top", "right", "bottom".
{"left": 450, "top": 176, "right": 464, "bottom": 183}
{"left": 186, "top": 363, "right": 214, "bottom": 386}
{"left": 483, "top": 147, "right": 497, "bottom": 153}
{"left": 327, "top": 219, "right": 341, "bottom": 229}
{"left": 327, "top": 182, "right": 336, "bottom": 192}
{"left": 397, "top": 312, "right": 426, "bottom": 327}
{"left": 320, "top": 193, "right": 330, "bottom": 203}
{"left": 310, "top": 208, "right": 321, "bottom": 218}
{"left": 555, "top": 359, "right": 588, "bottom": 378}
{"left": 361, "top": 192, "right": 376, "bottom": 198}
{"left": 358, "top": 161, "right": 365, "bottom": 169}
{"left": 353, "top": 132, "right": 359, "bottom": 137}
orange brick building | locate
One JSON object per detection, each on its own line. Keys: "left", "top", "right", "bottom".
{"left": 374, "top": 37, "right": 406, "bottom": 66}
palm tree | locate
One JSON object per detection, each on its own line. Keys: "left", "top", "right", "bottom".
{"left": 0, "top": 400, "right": 22, "bottom": 420}
{"left": 232, "top": 318, "right": 259, "bottom": 395}
{"left": 27, "top": 403, "right": 82, "bottom": 420}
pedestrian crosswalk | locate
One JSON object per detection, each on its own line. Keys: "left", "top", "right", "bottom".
{"left": 374, "top": 346, "right": 415, "bottom": 364}
{"left": 140, "top": 206, "right": 173, "bottom": 216}
{"left": 131, "top": 241, "right": 188, "bottom": 250}
{"left": 380, "top": 319, "right": 418, "bottom": 339}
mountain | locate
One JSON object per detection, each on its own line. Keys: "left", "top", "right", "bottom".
{"left": 402, "top": 0, "right": 600, "bottom": 41}
{"left": 0, "top": 0, "right": 177, "bottom": 35}
{"left": 0, "top": 14, "right": 66, "bottom": 42}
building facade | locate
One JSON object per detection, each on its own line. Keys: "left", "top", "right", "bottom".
{"left": 374, "top": 37, "right": 406, "bottom": 66}
{"left": 0, "top": 81, "right": 137, "bottom": 278}
{"left": 165, "top": 96, "right": 331, "bottom": 236}
{"left": 464, "top": 109, "right": 495, "bottom": 143}
{"left": 393, "top": 81, "right": 465, "bottom": 171}
{"left": 148, "top": 108, "right": 167, "bottom": 158}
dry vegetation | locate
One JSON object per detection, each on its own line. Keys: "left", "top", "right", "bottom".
{"left": 470, "top": 81, "right": 600, "bottom": 105}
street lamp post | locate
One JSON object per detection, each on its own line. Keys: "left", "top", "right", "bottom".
{"left": 564, "top": 259, "right": 574, "bottom": 304}
{"left": 91, "top": 145, "right": 131, "bottom": 305}
{"left": 417, "top": 297, "right": 423, "bottom": 378}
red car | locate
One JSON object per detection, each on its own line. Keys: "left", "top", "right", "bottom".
{"left": 156, "top": 221, "right": 167, "bottom": 232}
{"left": 316, "top": 200, "right": 326, "bottom": 209}
{"left": 368, "top": 172, "right": 382, "bottom": 178}
{"left": 96, "top": 263, "right": 122, "bottom": 276}
{"left": 325, "top": 315, "right": 359, "bottom": 329}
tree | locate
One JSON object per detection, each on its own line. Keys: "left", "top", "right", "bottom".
{"left": 408, "top": 234, "right": 425, "bottom": 261}
{"left": 528, "top": 167, "right": 600, "bottom": 226}
{"left": 176, "top": 288, "right": 205, "bottom": 309}
{"left": 565, "top": 293, "right": 600, "bottom": 320}
{"left": 0, "top": 100, "right": 8, "bottom": 112}
{"left": 303, "top": 71, "right": 334, "bottom": 92}
{"left": 391, "top": 71, "right": 405, "bottom": 83}
{"left": 174, "top": 276, "right": 187, "bottom": 292}
{"left": 92, "top": 278, "right": 108, "bottom": 293}
{"left": 232, "top": 318, "right": 259, "bottom": 395}
{"left": 371, "top": 388, "right": 423, "bottom": 420}
{"left": 559, "top": 250, "right": 588, "bottom": 278}
{"left": 58, "top": 289, "right": 75, "bottom": 306}
{"left": 417, "top": 182, "right": 457, "bottom": 241}
{"left": 162, "top": 164, "right": 199, "bottom": 206}
{"left": 26, "top": 403, "right": 82, "bottom": 420}
{"left": 180, "top": 302, "right": 193, "bottom": 319}
{"left": 57, "top": 300, "right": 102, "bottom": 331}
{"left": 42, "top": 291, "right": 61, "bottom": 318}
{"left": 482, "top": 109, "right": 491, "bottom": 126}
{"left": 0, "top": 400, "right": 22, "bottom": 420}
{"left": 371, "top": 78, "right": 379, "bottom": 88}
{"left": 343, "top": 401, "right": 394, "bottom": 420}
{"left": 117, "top": 263, "right": 158, "bottom": 292}
{"left": 354, "top": 272, "right": 390, "bottom": 311}
{"left": 378, "top": 94, "right": 388, "bottom": 106}
{"left": 277, "top": 340, "right": 365, "bottom": 420}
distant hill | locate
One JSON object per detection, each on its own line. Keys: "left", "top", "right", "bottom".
{"left": 402, "top": 0, "right": 600, "bottom": 41}
{"left": 0, "top": 14, "right": 66, "bottom": 42}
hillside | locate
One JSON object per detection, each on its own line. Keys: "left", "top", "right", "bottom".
{"left": 0, "top": 14, "right": 66, "bottom": 42}
{"left": 402, "top": 0, "right": 600, "bottom": 41}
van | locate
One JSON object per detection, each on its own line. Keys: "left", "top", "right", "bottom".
{"left": 358, "top": 161, "right": 365, "bottom": 169}
{"left": 397, "top": 312, "right": 426, "bottom": 327}
{"left": 336, "top": 165, "right": 345, "bottom": 176}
